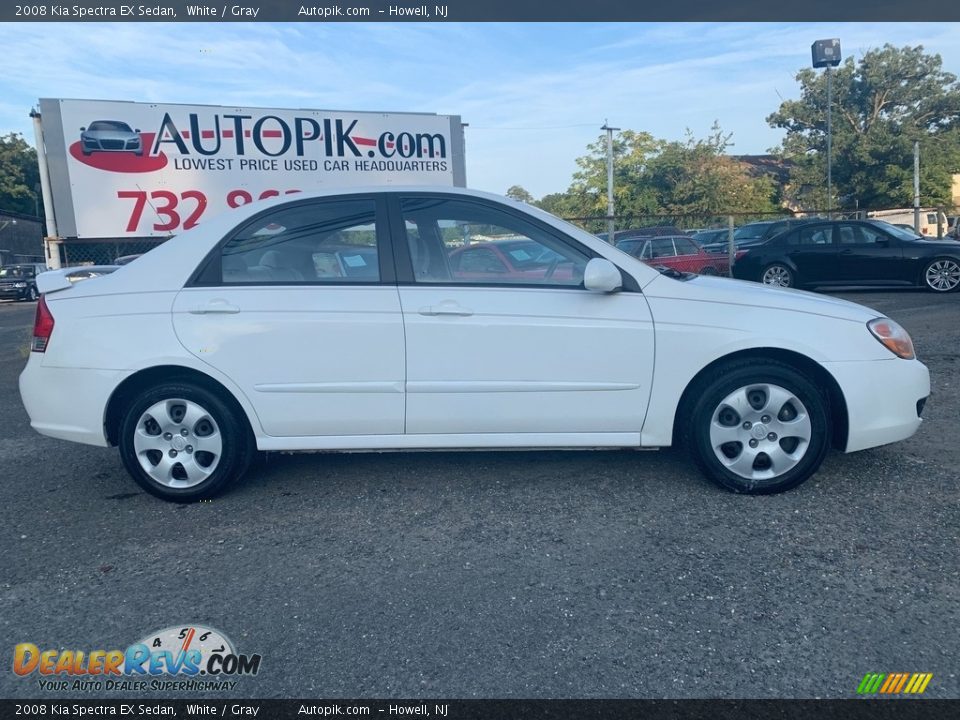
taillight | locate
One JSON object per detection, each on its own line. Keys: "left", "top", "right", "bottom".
{"left": 32, "top": 295, "right": 54, "bottom": 352}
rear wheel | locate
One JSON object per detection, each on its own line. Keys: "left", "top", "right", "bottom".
{"left": 922, "top": 258, "right": 960, "bottom": 292}
{"left": 699, "top": 266, "right": 718, "bottom": 276}
{"left": 761, "top": 263, "right": 794, "bottom": 288}
{"left": 684, "top": 361, "right": 830, "bottom": 494}
{"left": 118, "top": 382, "right": 252, "bottom": 502}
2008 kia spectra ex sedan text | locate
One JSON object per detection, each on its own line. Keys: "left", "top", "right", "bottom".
{"left": 19, "top": 188, "right": 930, "bottom": 502}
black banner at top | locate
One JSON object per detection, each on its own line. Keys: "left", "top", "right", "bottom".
{"left": 2, "top": 0, "right": 960, "bottom": 22}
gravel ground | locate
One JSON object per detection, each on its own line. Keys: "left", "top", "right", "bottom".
{"left": 0, "top": 289, "right": 957, "bottom": 700}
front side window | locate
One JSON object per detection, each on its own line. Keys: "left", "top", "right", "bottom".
{"left": 401, "top": 197, "right": 588, "bottom": 287}
{"left": 838, "top": 224, "right": 885, "bottom": 246}
{"left": 220, "top": 199, "right": 379, "bottom": 284}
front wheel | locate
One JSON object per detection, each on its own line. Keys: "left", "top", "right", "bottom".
{"left": 684, "top": 361, "right": 830, "bottom": 494}
{"left": 922, "top": 258, "right": 960, "bottom": 292}
{"left": 761, "top": 263, "right": 794, "bottom": 288}
{"left": 118, "top": 382, "right": 253, "bottom": 501}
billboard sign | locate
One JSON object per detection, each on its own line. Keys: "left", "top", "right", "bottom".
{"left": 39, "top": 98, "right": 465, "bottom": 239}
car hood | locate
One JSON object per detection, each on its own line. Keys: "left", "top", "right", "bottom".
{"left": 644, "top": 273, "right": 883, "bottom": 323}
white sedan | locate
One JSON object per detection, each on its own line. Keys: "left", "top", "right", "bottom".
{"left": 20, "top": 187, "right": 929, "bottom": 501}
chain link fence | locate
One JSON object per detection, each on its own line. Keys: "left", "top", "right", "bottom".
{"left": 0, "top": 210, "right": 44, "bottom": 265}
{"left": 59, "top": 238, "right": 167, "bottom": 267}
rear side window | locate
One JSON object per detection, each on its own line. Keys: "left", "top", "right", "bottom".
{"left": 788, "top": 226, "right": 832, "bottom": 245}
{"left": 220, "top": 199, "right": 380, "bottom": 284}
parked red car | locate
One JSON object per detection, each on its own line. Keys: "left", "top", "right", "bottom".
{"left": 446, "top": 240, "right": 577, "bottom": 282}
{"left": 616, "top": 235, "right": 730, "bottom": 275}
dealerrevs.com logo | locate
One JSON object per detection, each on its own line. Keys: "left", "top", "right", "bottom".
{"left": 13, "top": 625, "right": 261, "bottom": 692}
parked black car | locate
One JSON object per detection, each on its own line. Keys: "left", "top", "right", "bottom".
{"left": 702, "top": 218, "right": 819, "bottom": 254}
{"left": 732, "top": 220, "right": 960, "bottom": 292}
{"left": 0, "top": 263, "right": 48, "bottom": 301}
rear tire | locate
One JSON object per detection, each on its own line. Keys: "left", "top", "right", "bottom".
{"left": 684, "top": 360, "right": 830, "bottom": 494}
{"left": 699, "top": 266, "right": 718, "bottom": 276}
{"left": 118, "top": 381, "right": 253, "bottom": 502}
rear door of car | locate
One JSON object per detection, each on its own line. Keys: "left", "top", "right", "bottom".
{"left": 390, "top": 192, "right": 655, "bottom": 437}
{"left": 172, "top": 195, "right": 406, "bottom": 438}
{"left": 782, "top": 224, "right": 838, "bottom": 284}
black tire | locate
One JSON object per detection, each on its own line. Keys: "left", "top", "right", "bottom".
{"left": 760, "top": 263, "right": 795, "bottom": 288}
{"left": 699, "top": 266, "right": 718, "bottom": 276}
{"left": 27, "top": 286, "right": 38, "bottom": 301}
{"left": 118, "top": 381, "right": 253, "bottom": 502}
{"left": 683, "top": 360, "right": 830, "bottom": 495}
{"left": 921, "top": 257, "right": 960, "bottom": 293}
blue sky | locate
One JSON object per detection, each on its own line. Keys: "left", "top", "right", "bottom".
{"left": 1, "top": 22, "right": 957, "bottom": 198}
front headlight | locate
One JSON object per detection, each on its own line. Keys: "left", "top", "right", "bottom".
{"left": 867, "top": 318, "right": 915, "bottom": 360}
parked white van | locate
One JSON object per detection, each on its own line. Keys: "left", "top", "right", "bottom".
{"left": 867, "top": 208, "right": 947, "bottom": 237}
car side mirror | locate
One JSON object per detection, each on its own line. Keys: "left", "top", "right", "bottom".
{"left": 80, "top": 127, "right": 86, "bottom": 131}
{"left": 135, "top": 128, "right": 141, "bottom": 133}
{"left": 583, "top": 258, "right": 622, "bottom": 293}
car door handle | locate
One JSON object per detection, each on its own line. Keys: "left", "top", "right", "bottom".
{"left": 418, "top": 303, "right": 474, "bottom": 317}
{"left": 189, "top": 300, "right": 240, "bottom": 314}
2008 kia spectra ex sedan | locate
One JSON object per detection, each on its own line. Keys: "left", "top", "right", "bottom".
{"left": 20, "top": 187, "right": 930, "bottom": 502}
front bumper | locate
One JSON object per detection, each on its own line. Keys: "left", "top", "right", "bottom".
{"left": 823, "top": 357, "right": 930, "bottom": 453}
{"left": 19, "top": 353, "right": 126, "bottom": 447}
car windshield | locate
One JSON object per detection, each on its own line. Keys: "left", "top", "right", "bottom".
{"left": 88, "top": 121, "right": 133, "bottom": 132}
{"left": 866, "top": 220, "right": 923, "bottom": 242}
{"left": 733, "top": 223, "right": 771, "bottom": 240}
{"left": 0, "top": 266, "right": 27, "bottom": 277}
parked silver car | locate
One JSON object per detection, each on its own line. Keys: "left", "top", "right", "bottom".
{"left": 80, "top": 120, "right": 143, "bottom": 156}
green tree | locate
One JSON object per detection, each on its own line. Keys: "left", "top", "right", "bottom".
{"left": 768, "top": 44, "right": 960, "bottom": 210}
{"left": 505, "top": 185, "right": 534, "bottom": 204}
{"left": 0, "top": 133, "right": 41, "bottom": 216}
{"left": 644, "top": 125, "right": 778, "bottom": 216}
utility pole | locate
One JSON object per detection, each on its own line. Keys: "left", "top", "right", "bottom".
{"left": 601, "top": 121, "right": 619, "bottom": 242}
{"left": 914, "top": 141, "right": 921, "bottom": 234}
{"left": 811, "top": 39, "right": 841, "bottom": 218}
{"left": 826, "top": 65, "right": 833, "bottom": 218}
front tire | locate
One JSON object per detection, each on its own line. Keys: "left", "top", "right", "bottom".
{"left": 922, "top": 258, "right": 960, "bottom": 292}
{"left": 118, "top": 382, "right": 253, "bottom": 501}
{"left": 684, "top": 361, "right": 830, "bottom": 494}
{"left": 761, "top": 263, "right": 795, "bottom": 288}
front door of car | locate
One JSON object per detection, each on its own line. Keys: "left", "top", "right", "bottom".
{"left": 391, "top": 194, "right": 655, "bottom": 436}
{"left": 834, "top": 223, "right": 905, "bottom": 283}
{"left": 172, "top": 196, "right": 406, "bottom": 438}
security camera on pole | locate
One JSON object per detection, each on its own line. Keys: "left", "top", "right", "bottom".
{"left": 811, "top": 39, "right": 841, "bottom": 218}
